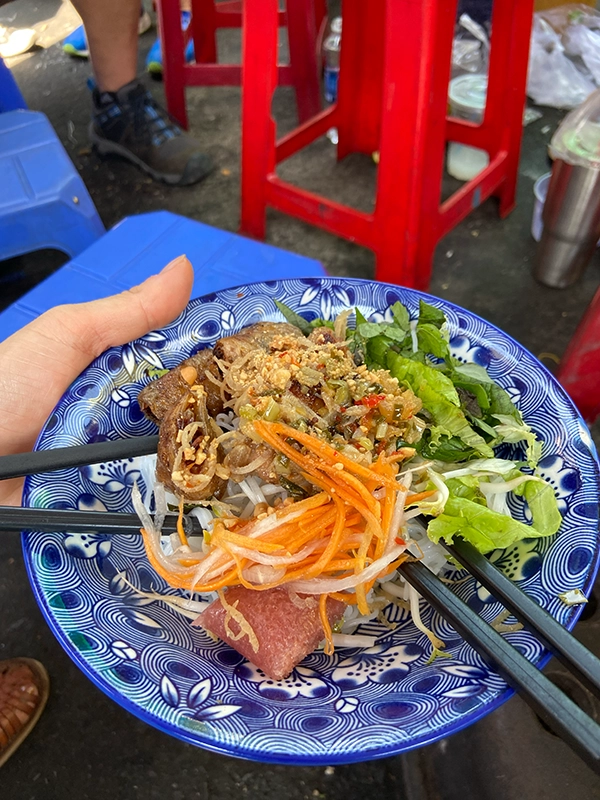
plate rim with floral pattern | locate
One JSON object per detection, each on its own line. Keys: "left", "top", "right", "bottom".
{"left": 21, "top": 277, "right": 600, "bottom": 765}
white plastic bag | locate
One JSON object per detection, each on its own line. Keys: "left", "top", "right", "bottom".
{"left": 527, "top": 17, "right": 595, "bottom": 109}
{"left": 452, "top": 14, "right": 489, "bottom": 77}
{"left": 564, "top": 24, "right": 600, "bottom": 85}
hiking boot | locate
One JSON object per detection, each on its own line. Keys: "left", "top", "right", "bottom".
{"left": 89, "top": 79, "right": 214, "bottom": 186}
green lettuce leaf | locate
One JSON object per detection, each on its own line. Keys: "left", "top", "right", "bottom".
{"left": 493, "top": 414, "right": 542, "bottom": 468}
{"left": 514, "top": 479, "right": 563, "bottom": 537}
{"left": 427, "top": 495, "right": 558, "bottom": 554}
{"left": 388, "top": 353, "right": 494, "bottom": 458}
{"left": 387, "top": 353, "right": 459, "bottom": 405}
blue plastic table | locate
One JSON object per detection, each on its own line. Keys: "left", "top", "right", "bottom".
{"left": 0, "top": 211, "right": 326, "bottom": 341}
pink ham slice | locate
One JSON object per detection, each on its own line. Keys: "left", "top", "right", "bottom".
{"left": 193, "top": 586, "right": 346, "bottom": 681}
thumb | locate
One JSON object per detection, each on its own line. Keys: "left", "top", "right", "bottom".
{"left": 41, "top": 254, "right": 194, "bottom": 366}
{"left": 16, "top": 254, "right": 194, "bottom": 378}
{"left": 0, "top": 254, "right": 193, "bottom": 452}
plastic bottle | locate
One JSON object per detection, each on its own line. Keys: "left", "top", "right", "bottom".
{"left": 323, "top": 17, "right": 342, "bottom": 104}
{"left": 323, "top": 17, "right": 342, "bottom": 144}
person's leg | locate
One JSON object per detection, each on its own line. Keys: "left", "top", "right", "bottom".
{"left": 68, "top": 0, "right": 213, "bottom": 186}
{"left": 69, "top": 0, "right": 139, "bottom": 92}
{"left": 63, "top": 5, "right": 152, "bottom": 61}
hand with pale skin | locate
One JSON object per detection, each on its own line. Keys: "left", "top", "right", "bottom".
{"left": 0, "top": 256, "right": 194, "bottom": 507}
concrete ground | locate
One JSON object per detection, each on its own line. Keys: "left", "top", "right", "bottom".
{"left": 1, "top": 2, "right": 600, "bottom": 798}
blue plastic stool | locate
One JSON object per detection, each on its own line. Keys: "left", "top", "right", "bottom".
{"left": 0, "top": 110, "right": 105, "bottom": 262}
{"left": 0, "top": 56, "right": 27, "bottom": 112}
{"left": 0, "top": 210, "right": 327, "bottom": 340}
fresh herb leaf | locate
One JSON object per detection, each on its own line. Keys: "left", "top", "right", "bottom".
{"left": 416, "top": 323, "right": 450, "bottom": 360}
{"left": 452, "top": 362, "right": 494, "bottom": 384}
{"left": 468, "top": 414, "right": 499, "bottom": 438}
{"left": 457, "top": 387, "right": 483, "bottom": 418}
{"left": 388, "top": 353, "right": 493, "bottom": 458}
{"left": 366, "top": 336, "right": 395, "bottom": 369}
{"left": 417, "top": 430, "right": 479, "bottom": 462}
{"left": 390, "top": 301, "right": 410, "bottom": 331}
{"left": 309, "top": 318, "right": 335, "bottom": 330}
{"left": 381, "top": 324, "right": 409, "bottom": 343}
{"left": 358, "top": 322, "right": 387, "bottom": 339}
{"left": 274, "top": 300, "right": 312, "bottom": 335}
{"left": 488, "top": 384, "right": 521, "bottom": 419}
{"left": 418, "top": 300, "right": 446, "bottom": 329}
{"left": 355, "top": 307, "right": 369, "bottom": 327}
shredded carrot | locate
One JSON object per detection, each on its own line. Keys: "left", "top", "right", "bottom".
{"left": 211, "top": 528, "right": 289, "bottom": 554}
{"left": 406, "top": 489, "right": 436, "bottom": 504}
{"left": 319, "top": 594, "right": 334, "bottom": 656}
{"left": 254, "top": 421, "right": 405, "bottom": 491}
{"left": 177, "top": 497, "right": 188, "bottom": 548}
{"left": 141, "top": 419, "right": 421, "bottom": 611}
{"left": 330, "top": 591, "right": 358, "bottom": 605}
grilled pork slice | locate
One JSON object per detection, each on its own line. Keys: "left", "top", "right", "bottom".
{"left": 156, "top": 385, "right": 227, "bottom": 501}
{"left": 194, "top": 586, "right": 346, "bottom": 681}
{"left": 138, "top": 349, "right": 224, "bottom": 425}
{"left": 213, "top": 322, "right": 306, "bottom": 363}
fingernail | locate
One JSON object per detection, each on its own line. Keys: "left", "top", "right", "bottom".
{"left": 161, "top": 255, "right": 187, "bottom": 274}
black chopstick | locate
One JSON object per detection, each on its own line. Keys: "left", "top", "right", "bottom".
{"left": 0, "top": 506, "right": 204, "bottom": 536}
{"left": 0, "top": 435, "right": 159, "bottom": 481}
{"left": 444, "top": 536, "right": 600, "bottom": 700}
{"left": 398, "top": 560, "right": 600, "bottom": 774}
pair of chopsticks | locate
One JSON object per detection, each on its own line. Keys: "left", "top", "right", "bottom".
{"left": 1, "top": 438, "right": 600, "bottom": 770}
{"left": 399, "top": 537, "right": 600, "bottom": 774}
{"left": 0, "top": 435, "right": 204, "bottom": 537}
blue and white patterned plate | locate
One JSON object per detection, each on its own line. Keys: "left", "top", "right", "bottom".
{"left": 22, "top": 278, "right": 600, "bottom": 765}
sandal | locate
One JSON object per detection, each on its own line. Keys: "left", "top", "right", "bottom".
{"left": 0, "top": 658, "right": 49, "bottom": 768}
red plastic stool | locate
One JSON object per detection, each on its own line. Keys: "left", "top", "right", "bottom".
{"left": 156, "top": 0, "right": 327, "bottom": 129}
{"left": 240, "top": 0, "right": 533, "bottom": 290}
{"left": 557, "top": 289, "right": 600, "bottom": 424}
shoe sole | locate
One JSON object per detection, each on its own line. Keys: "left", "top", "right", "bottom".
{"left": 89, "top": 123, "right": 204, "bottom": 186}
{"left": 0, "top": 658, "right": 49, "bottom": 769}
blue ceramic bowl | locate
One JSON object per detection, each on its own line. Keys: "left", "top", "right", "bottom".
{"left": 22, "top": 278, "right": 600, "bottom": 765}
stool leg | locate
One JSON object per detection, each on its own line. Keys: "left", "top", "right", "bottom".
{"left": 374, "top": 0, "right": 444, "bottom": 288}
{"left": 192, "top": 0, "right": 218, "bottom": 63}
{"left": 156, "top": 0, "right": 188, "bottom": 128}
{"left": 489, "top": 0, "right": 534, "bottom": 218}
{"left": 240, "top": 0, "right": 279, "bottom": 239}
{"left": 286, "top": 0, "right": 322, "bottom": 123}
{"left": 557, "top": 288, "right": 600, "bottom": 423}
{"left": 412, "top": 0, "right": 457, "bottom": 290}
{"left": 336, "top": 0, "right": 384, "bottom": 159}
